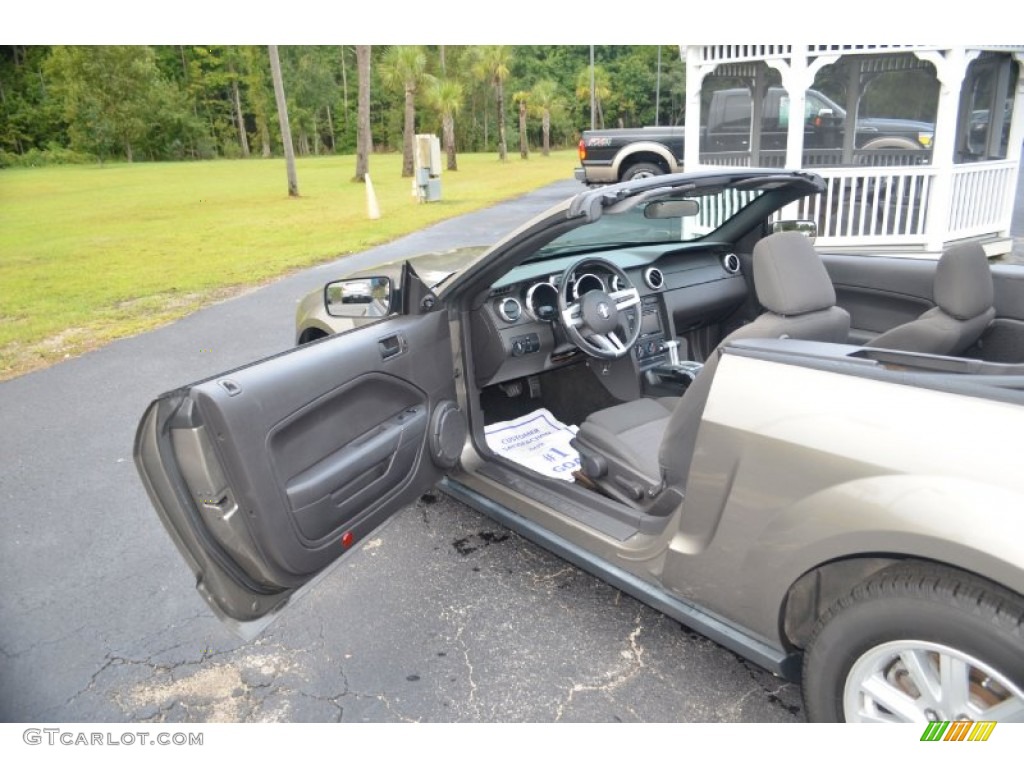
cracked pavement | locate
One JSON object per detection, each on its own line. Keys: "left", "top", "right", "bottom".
{"left": 3, "top": 169, "right": 1022, "bottom": 723}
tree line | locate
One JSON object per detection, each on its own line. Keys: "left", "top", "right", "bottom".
{"left": 0, "top": 45, "right": 686, "bottom": 170}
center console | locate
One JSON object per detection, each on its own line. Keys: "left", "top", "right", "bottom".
{"left": 634, "top": 295, "right": 703, "bottom": 395}
{"left": 634, "top": 296, "right": 670, "bottom": 370}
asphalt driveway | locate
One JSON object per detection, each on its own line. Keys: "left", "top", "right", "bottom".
{"left": 0, "top": 178, "right": 804, "bottom": 723}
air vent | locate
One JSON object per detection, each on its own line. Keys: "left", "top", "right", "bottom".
{"left": 497, "top": 297, "right": 522, "bottom": 323}
{"left": 643, "top": 267, "right": 664, "bottom": 291}
{"left": 721, "top": 253, "right": 741, "bottom": 275}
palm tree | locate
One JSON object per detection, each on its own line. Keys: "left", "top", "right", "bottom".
{"left": 531, "top": 80, "right": 559, "bottom": 156}
{"left": 514, "top": 90, "right": 529, "bottom": 159}
{"left": 428, "top": 78, "right": 463, "bottom": 171}
{"left": 576, "top": 65, "right": 611, "bottom": 130}
{"left": 474, "top": 46, "right": 511, "bottom": 161}
{"left": 380, "top": 45, "right": 427, "bottom": 177}
{"left": 353, "top": 45, "right": 371, "bottom": 182}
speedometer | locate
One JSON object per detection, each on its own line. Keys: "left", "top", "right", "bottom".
{"left": 572, "top": 273, "right": 605, "bottom": 299}
{"left": 525, "top": 282, "right": 559, "bottom": 322}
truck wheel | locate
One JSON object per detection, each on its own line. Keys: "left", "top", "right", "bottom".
{"left": 802, "top": 564, "right": 1024, "bottom": 722}
{"left": 861, "top": 137, "right": 920, "bottom": 151}
{"left": 621, "top": 162, "right": 663, "bottom": 181}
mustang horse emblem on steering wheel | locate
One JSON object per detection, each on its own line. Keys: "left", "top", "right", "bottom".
{"left": 597, "top": 302, "right": 610, "bottom": 319}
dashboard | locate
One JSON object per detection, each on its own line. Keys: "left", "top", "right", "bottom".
{"left": 469, "top": 244, "right": 749, "bottom": 387}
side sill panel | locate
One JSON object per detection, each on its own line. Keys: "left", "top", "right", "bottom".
{"left": 440, "top": 476, "right": 800, "bottom": 681}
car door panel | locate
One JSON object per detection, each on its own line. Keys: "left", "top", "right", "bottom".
{"left": 829, "top": 286, "right": 933, "bottom": 342}
{"left": 984, "top": 265, "right": 1024, "bottom": 362}
{"left": 280, "top": 395, "right": 427, "bottom": 541}
{"left": 135, "top": 309, "right": 456, "bottom": 628}
{"left": 820, "top": 254, "right": 1024, "bottom": 356}
{"left": 820, "top": 253, "right": 937, "bottom": 340}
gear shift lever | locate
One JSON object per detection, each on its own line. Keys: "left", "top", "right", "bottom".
{"left": 664, "top": 339, "right": 680, "bottom": 367}
{"left": 646, "top": 339, "right": 703, "bottom": 389}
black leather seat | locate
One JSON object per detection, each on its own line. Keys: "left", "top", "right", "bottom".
{"left": 573, "top": 231, "right": 851, "bottom": 506}
{"left": 865, "top": 242, "right": 994, "bottom": 357}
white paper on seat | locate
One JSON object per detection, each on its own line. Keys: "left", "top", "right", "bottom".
{"left": 484, "top": 408, "right": 580, "bottom": 481}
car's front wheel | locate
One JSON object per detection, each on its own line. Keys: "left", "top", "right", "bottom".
{"left": 802, "top": 564, "right": 1024, "bottom": 723}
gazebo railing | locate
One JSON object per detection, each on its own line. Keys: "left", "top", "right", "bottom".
{"left": 776, "top": 167, "right": 936, "bottom": 246}
{"left": 947, "top": 160, "right": 1018, "bottom": 240}
{"left": 697, "top": 153, "right": 1014, "bottom": 248}
{"left": 698, "top": 148, "right": 932, "bottom": 168}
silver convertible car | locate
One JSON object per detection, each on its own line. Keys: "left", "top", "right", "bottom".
{"left": 136, "top": 169, "right": 1024, "bottom": 723}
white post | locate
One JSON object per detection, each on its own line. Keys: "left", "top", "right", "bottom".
{"left": 916, "top": 49, "right": 977, "bottom": 252}
{"left": 683, "top": 46, "right": 712, "bottom": 172}
{"left": 774, "top": 48, "right": 840, "bottom": 170}
{"left": 778, "top": 47, "right": 808, "bottom": 170}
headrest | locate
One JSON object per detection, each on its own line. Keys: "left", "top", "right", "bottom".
{"left": 753, "top": 232, "right": 836, "bottom": 316}
{"left": 934, "top": 242, "right": 994, "bottom": 320}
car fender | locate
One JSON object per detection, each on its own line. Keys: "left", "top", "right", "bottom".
{"left": 294, "top": 289, "right": 358, "bottom": 344}
{"left": 860, "top": 136, "right": 922, "bottom": 151}
{"left": 736, "top": 474, "right": 1024, "bottom": 644}
{"left": 612, "top": 141, "right": 680, "bottom": 178}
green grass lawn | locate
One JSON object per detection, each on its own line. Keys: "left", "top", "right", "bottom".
{"left": 0, "top": 150, "right": 577, "bottom": 379}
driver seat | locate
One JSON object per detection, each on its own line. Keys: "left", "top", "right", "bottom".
{"left": 573, "top": 231, "right": 851, "bottom": 506}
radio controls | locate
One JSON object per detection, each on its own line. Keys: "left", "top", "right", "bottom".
{"left": 635, "top": 333, "right": 666, "bottom": 362}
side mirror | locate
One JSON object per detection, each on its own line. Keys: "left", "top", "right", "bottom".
{"left": 325, "top": 276, "right": 392, "bottom": 318}
{"left": 772, "top": 219, "right": 817, "bottom": 242}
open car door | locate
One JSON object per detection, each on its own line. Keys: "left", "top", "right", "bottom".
{"left": 134, "top": 303, "right": 463, "bottom": 637}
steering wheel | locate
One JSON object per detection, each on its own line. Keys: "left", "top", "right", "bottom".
{"left": 557, "top": 257, "right": 643, "bottom": 359}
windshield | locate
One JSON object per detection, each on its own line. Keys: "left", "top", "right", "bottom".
{"left": 532, "top": 186, "right": 766, "bottom": 261}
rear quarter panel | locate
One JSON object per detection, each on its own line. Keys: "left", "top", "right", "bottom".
{"left": 662, "top": 351, "right": 1024, "bottom": 646}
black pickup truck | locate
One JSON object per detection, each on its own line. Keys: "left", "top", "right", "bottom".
{"left": 576, "top": 87, "right": 935, "bottom": 184}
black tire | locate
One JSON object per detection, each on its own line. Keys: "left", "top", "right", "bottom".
{"left": 620, "top": 162, "right": 663, "bottom": 182}
{"left": 802, "top": 563, "right": 1024, "bottom": 723}
{"left": 297, "top": 329, "right": 329, "bottom": 346}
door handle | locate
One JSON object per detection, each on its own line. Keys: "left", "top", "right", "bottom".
{"left": 378, "top": 334, "right": 406, "bottom": 360}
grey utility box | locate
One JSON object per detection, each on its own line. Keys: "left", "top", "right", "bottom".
{"left": 414, "top": 134, "right": 442, "bottom": 202}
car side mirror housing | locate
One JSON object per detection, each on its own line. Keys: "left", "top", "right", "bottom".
{"left": 772, "top": 219, "right": 818, "bottom": 242}
{"left": 325, "top": 276, "right": 392, "bottom": 318}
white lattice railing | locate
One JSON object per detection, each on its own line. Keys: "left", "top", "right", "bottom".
{"left": 806, "top": 45, "right": 934, "bottom": 57}
{"left": 779, "top": 167, "right": 937, "bottom": 247}
{"left": 947, "top": 160, "right": 1018, "bottom": 240}
{"left": 698, "top": 45, "right": 792, "bottom": 64}
{"left": 696, "top": 189, "right": 763, "bottom": 231}
{"left": 698, "top": 45, "right": 936, "bottom": 67}
{"left": 699, "top": 148, "right": 932, "bottom": 169}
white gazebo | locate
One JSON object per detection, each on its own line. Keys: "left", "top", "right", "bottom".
{"left": 682, "top": 45, "right": 1024, "bottom": 255}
